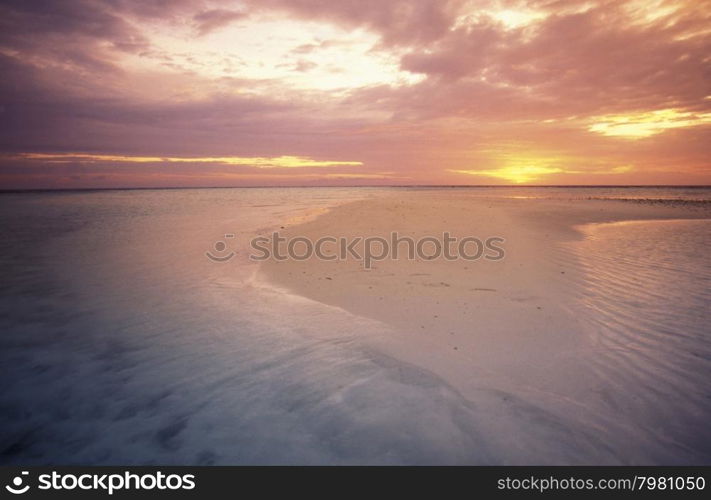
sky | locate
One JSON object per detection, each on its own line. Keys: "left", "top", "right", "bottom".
{"left": 0, "top": 0, "right": 709, "bottom": 188}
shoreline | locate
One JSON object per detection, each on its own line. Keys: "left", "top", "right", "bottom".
{"left": 254, "top": 192, "right": 711, "bottom": 462}
{"left": 3, "top": 187, "right": 709, "bottom": 464}
{"left": 257, "top": 192, "right": 711, "bottom": 402}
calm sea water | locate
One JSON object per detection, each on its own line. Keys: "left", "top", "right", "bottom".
{"left": 0, "top": 187, "right": 709, "bottom": 464}
{"left": 564, "top": 219, "right": 711, "bottom": 462}
{"left": 408, "top": 185, "right": 711, "bottom": 201}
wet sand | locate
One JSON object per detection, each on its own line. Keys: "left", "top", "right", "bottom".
{"left": 260, "top": 193, "right": 708, "bottom": 391}
{"left": 259, "top": 192, "right": 711, "bottom": 463}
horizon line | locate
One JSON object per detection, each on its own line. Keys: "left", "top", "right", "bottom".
{"left": 1, "top": 184, "right": 711, "bottom": 194}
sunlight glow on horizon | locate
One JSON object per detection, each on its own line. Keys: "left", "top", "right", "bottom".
{"left": 448, "top": 163, "right": 635, "bottom": 184}
{"left": 449, "top": 165, "right": 564, "bottom": 184}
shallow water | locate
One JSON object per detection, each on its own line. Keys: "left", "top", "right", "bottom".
{"left": 0, "top": 187, "right": 709, "bottom": 464}
{"left": 1, "top": 188, "right": 498, "bottom": 465}
{"left": 563, "top": 219, "right": 711, "bottom": 463}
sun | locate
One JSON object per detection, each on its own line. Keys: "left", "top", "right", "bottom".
{"left": 449, "top": 165, "right": 563, "bottom": 184}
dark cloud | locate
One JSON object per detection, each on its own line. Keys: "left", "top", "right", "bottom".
{"left": 0, "top": 50, "right": 319, "bottom": 156}
{"left": 0, "top": 0, "right": 149, "bottom": 54}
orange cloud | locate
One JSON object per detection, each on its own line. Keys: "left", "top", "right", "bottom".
{"left": 588, "top": 109, "right": 711, "bottom": 139}
{"left": 14, "top": 153, "right": 363, "bottom": 169}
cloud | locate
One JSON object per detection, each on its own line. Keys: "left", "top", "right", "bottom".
{"left": 0, "top": 52, "right": 298, "bottom": 152}
{"left": 0, "top": 0, "right": 150, "bottom": 55}
{"left": 588, "top": 109, "right": 711, "bottom": 138}
{"left": 193, "top": 9, "right": 247, "bottom": 36}
{"left": 0, "top": 0, "right": 709, "bottom": 187}
{"left": 13, "top": 153, "right": 363, "bottom": 168}
{"left": 243, "top": 0, "right": 466, "bottom": 46}
{"left": 391, "top": 1, "right": 710, "bottom": 120}
{"left": 292, "top": 59, "right": 318, "bottom": 72}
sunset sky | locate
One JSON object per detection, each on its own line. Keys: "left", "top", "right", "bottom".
{"left": 0, "top": 0, "right": 709, "bottom": 188}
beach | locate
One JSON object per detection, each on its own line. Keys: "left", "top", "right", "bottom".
{"left": 260, "top": 192, "right": 710, "bottom": 391}
{"left": 3, "top": 0, "right": 710, "bottom": 474}
{"left": 260, "top": 190, "right": 711, "bottom": 463}
{"left": 1, "top": 187, "right": 710, "bottom": 464}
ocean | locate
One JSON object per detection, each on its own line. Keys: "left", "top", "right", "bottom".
{"left": 1, "top": 187, "right": 709, "bottom": 464}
